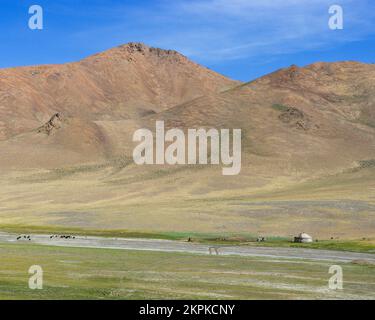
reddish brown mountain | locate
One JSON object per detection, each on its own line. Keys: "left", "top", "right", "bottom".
{"left": 0, "top": 42, "right": 236, "bottom": 141}
{"left": 0, "top": 46, "right": 375, "bottom": 238}
{"left": 1, "top": 45, "right": 375, "bottom": 173}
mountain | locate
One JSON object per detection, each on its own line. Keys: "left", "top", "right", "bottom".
{"left": 0, "top": 45, "right": 374, "bottom": 238}
{"left": 0, "top": 42, "right": 236, "bottom": 140}
{"left": 152, "top": 61, "right": 375, "bottom": 176}
{"left": 0, "top": 42, "right": 237, "bottom": 168}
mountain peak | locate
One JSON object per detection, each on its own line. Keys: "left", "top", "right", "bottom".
{"left": 118, "top": 42, "right": 180, "bottom": 56}
{"left": 0, "top": 42, "right": 237, "bottom": 141}
{"left": 86, "top": 42, "right": 184, "bottom": 62}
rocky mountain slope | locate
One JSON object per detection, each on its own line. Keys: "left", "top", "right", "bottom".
{"left": 0, "top": 42, "right": 236, "bottom": 140}
{"left": 0, "top": 45, "right": 374, "bottom": 237}
{"left": 0, "top": 45, "right": 374, "bottom": 174}
{"left": 0, "top": 43, "right": 237, "bottom": 168}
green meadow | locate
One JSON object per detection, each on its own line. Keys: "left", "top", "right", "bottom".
{"left": 1, "top": 243, "right": 375, "bottom": 300}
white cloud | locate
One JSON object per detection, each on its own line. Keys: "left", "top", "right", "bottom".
{"left": 68, "top": 0, "right": 375, "bottom": 63}
{"left": 152, "top": 0, "right": 375, "bottom": 61}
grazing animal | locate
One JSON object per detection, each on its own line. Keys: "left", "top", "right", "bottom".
{"left": 209, "top": 247, "right": 220, "bottom": 255}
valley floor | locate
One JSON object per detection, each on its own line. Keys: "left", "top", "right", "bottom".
{"left": 0, "top": 164, "right": 374, "bottom": 239}
{"left": 1, "top": 161, "right": 374, "bottom": 300}
{"left": 1, "top": 242, "right": 375, "bottom": 300}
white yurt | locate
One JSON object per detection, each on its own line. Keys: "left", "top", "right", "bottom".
{"left": 294, "top": 233, "right": 313, "bottom": 243}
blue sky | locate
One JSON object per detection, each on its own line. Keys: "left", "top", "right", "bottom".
{"left": 1, "top": 0, "right": 375, "bottom": 81}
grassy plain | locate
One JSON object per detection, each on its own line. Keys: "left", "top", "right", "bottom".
{"left": 0, "top": 164, "right": 374, "bottom": 239}
{"left": 1, "top": 243, "right": 375, "bottom": 300}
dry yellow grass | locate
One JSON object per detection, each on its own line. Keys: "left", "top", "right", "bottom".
{"left": 0, "top": 161, "right": 374, "bottom": 239}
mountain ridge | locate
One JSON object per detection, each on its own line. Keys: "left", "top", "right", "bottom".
{"left": 0, "top": 44, "right": 375, "bottom": 238}
{"left": 0, "top": 44, "right": 375, "bottom": 172}
{"left": 0, "top": 42, "right": 238, "bottom": 141}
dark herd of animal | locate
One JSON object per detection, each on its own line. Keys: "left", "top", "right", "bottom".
{"left": 16, "top": 235, "right": 76, "bottom": 241}
{"left": 50, "top": 235, "right": 76, "bottom": 239}
{"left": 16, "top": 235, "right": 31, "bottom": 241}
